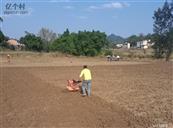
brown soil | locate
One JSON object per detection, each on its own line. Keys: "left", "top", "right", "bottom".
{"left": 0, "top": 57, "right": 172, "bottom": 128}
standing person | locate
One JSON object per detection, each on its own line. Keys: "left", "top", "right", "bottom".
{"left": 79, "top": 65, "right": 92, "bottom": 97}
{"left": 7, "top": 54, "right": 11, "bottom": 63}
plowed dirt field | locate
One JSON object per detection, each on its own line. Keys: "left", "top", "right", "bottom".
{"left": 0, "top": 56, "right": 172, "bottom": 128}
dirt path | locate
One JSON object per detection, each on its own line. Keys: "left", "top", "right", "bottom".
{"left": 0, "top": 67, "right": 129, "bottom": 128}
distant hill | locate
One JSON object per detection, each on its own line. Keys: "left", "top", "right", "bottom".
{"left": 107, "top": 34, "right": 125, "bottom": 44}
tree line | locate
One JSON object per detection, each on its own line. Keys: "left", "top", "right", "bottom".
{"left": 19, "top": 29, "right": 108, "bottom": 56}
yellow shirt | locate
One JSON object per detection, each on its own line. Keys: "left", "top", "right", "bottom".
{"left": 80, "top": 68, "right": 92, "bottom": 80}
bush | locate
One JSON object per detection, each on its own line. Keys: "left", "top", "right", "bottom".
{"left": 86, "top": 49, "right": 98, "bottom": 56}
{"left": 20, "top": 34, "right": 44, "bottom": 52}
{"left": 104, "top": 49, "right": 113, "bottom": 56}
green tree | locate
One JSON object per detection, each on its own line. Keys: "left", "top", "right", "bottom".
{"left": 63, "top": 28, "right": 70, "bottom": 37}
{"left": 153, "top": 1, "right": 173, "bottom": 60}
{"left": 50, "top": 30, "right": 77, "bottom": 54}
{"left": 0, "top": 17, "right": 3, "bottom": 22}
{"left": 20, "top": 33, "right": 44, "bottom": 52}
{"left": 0, "top": 30, "right": 9, "bottom": 48}
{"left": 144, "top": 33, "right": 153, "bottom": 40}
{"left": 0, "top": 30, "right": 5, "bottom": 43}
{"left": 0, "top": 17, "right": 3, "bottom": 31}
{"left": 50, "top": 29, "right": 108, "bottom": 56}
{"left": 165, "top": 28, "right": 173, "bottom": 60}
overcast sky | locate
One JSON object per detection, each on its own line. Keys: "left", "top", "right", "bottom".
{"left": 0, "top": 0, "right": 168, "bottom": 39}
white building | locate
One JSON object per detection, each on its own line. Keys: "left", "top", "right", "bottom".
{"left": 116, "top": 43, "right": 123, "bottom": 48}
{"left": 127, "top": 43, "right": 130, "bottom": 49}
{"left": 136, "top": 40, "right": 151, "bottom": 49}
